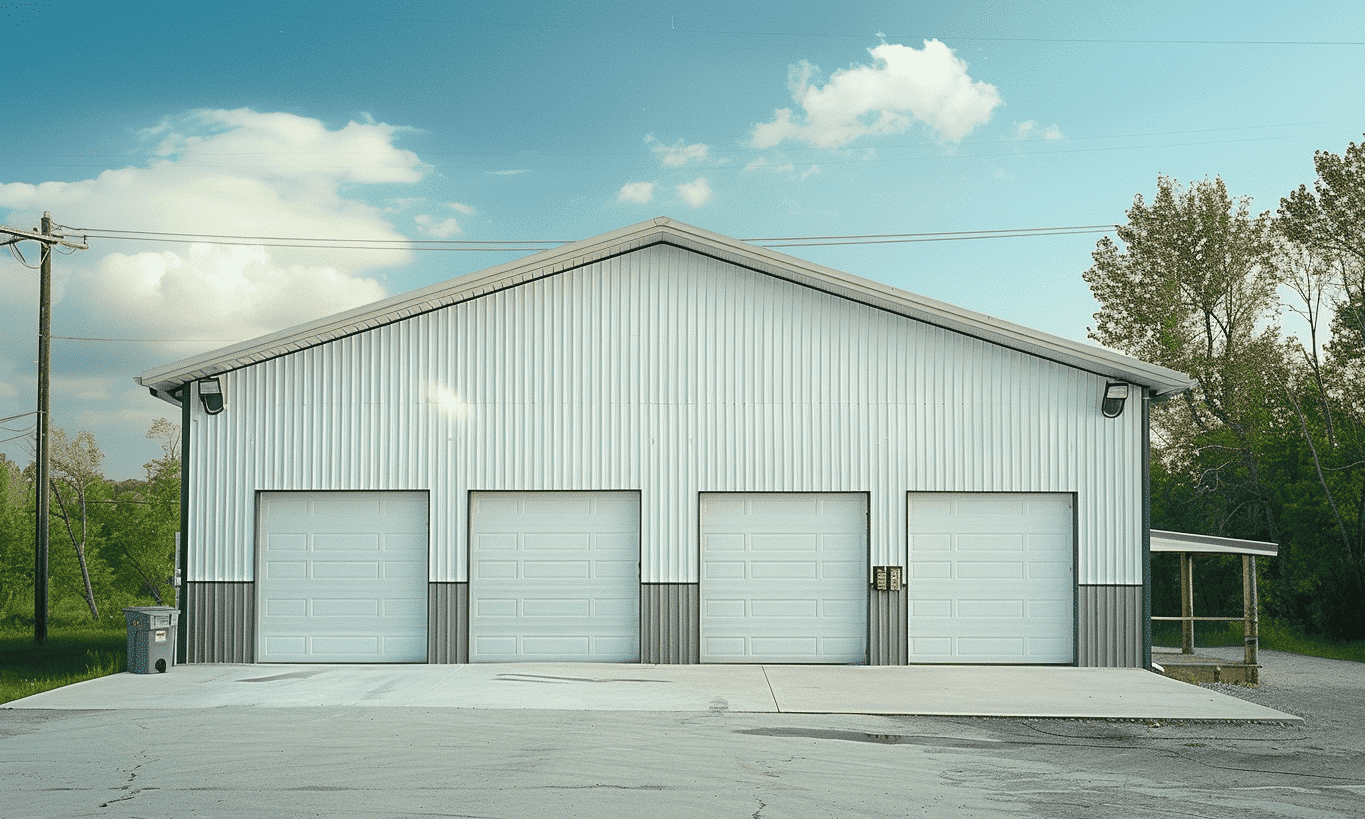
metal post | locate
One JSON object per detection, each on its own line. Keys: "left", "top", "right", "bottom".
{"left": 1243, "top": 554, "right": 1259, "bottom": 683}
{"left": 34, "top": 213, "right": 52, "bottom": 644}
{"left": 1180, "top": 551, "right": 1194, "bottom": 654}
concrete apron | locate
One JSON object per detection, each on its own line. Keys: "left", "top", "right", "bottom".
{"left": 5, "top": 664, "right": 1298, "bottom": 721}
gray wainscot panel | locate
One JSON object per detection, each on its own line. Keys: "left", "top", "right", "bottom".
{"left": 1078, "top": 584, "right": 1143, "bottom": 667}
{"left": 183, "top": 581, "right": 255, "bottom": 664}
{"left": 428, "top": 582, "right": 468, "bottom": 663}
{"left": 641, "top": 583, "right": 699, "bottom": 664}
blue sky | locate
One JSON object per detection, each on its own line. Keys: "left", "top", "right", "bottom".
{"left": 2, "top": 0, "right": 1363, "bottom": 478}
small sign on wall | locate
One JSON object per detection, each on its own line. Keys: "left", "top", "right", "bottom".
{"left": 872, "top": 566, "right": 903, "bottom": 591}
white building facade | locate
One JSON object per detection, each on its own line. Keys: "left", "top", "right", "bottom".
{"left": 139, "top": 219, "right": 1191, "bottom": 667}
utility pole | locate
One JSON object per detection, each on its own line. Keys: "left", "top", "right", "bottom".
{"left": 35, "top": 215, "right": 51, "bottom": 643}
{"left": 1, "top": 214, "right": 86, "bottom": 643}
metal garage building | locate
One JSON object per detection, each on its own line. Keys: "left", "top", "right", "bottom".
{"left": 138, "top": 218, "right": 1192, "bottom": 668}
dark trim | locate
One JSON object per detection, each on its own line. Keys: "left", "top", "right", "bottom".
{"left": 176, "top": 381, "right": 190, "bottom": 664}
{"left": 1142, "top": 388, "right": 1153, "bottom": 671}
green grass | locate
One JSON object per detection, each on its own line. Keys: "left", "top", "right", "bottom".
{"left": 1153, "top": 619, "right": 1365, "bottom": 663}
{"left": 0, "top": 624, "right": 127, "bottom": 705}
{"left": 1259, "top": 620, "right": 1365, "bottom": 663}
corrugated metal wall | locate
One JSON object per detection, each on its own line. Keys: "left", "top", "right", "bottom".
{"left": 428, "top": 582, "right": 467, "bottom": 663}
{"left": 187, "top": 242, "right": 1143, "bottom": 596}
{"left": 640, "top": 583, "right": 699, "bottom": 663}
{"left": 183, "top": 582, "right": 254, "bottom": 663}
{"left": 1077, "top": 585, "right": 1144, "bottom": 667}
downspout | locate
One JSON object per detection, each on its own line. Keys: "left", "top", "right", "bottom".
{"left": 177, "top": 381, "right": 191, "bottom": 664}
{"left": 1142, "top": 387, "right": 1153, "bottom": 671}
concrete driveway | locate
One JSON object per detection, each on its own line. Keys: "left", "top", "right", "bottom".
{"left": 6, "top": 652, "right": 1361, "bottom": 818}
{"left": 6, "top": 662, "right": 1296, "bottom": 720}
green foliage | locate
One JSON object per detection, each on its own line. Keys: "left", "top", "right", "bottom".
{"left": 1093, "top": 142, "right": 1365, "bottom": 641}
{"left": 0, "top": 421, "right": 180, "bottom": 630}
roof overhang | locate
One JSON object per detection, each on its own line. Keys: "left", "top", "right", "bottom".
{"left": 1150, "top": 529, "right": 1279, "bottom": 557}
{"left": 137, "top": 217, "right": 1196, "bottom": 400}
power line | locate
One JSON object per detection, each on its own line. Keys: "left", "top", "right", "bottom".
{"left": 60, "top": 223, "right": 1121, "bottom": 252}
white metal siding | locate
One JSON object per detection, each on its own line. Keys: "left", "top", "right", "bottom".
{"left": 188, "top": 244, "right": 1143, "bottom": 589}
{"left": 468, "top": 491, "right": 639, "bottom": 662}
{"left": 256, "top": 491, "right": 428, "bottom": 663}
{"left": 907, "top": 493, "right": 1074, "bottom": 663}
{"left": 700, "top": 493, "right": 868, "bottom": 663}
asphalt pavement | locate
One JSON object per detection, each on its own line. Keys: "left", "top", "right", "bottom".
{"left": 3, "top": 651, "right": 1360, "bottom": 818}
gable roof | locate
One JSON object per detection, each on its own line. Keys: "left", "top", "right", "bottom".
{"left": 137, "top": 217, "right": 1194, "bottom": 401}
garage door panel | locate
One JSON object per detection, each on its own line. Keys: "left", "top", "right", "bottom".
{"left": 705, "top": 599, "right": 746, "bottom": 618}
{"left": 956, "top": 599, "right": 1025, "bottom": 618}
{"left": 705, "top": 561, "right": 747, "bottom": 579}
{"left": 701, "top": 493, "right": 868, "bottom": 664}
{"left": 523, "top": 560, "right": 590, "bottom": 579}
{"left": 524, "top": 532, "right": 590, "bottom": 551}
{"left": 750, "top": 561, "right": 818, "bottom": 579}
{"left": 469, "top": 491, "right": 640, "bottom": 662}
{"left": 314, "top": 533, "right": 379, "bottom": 551}
{"left": 312, "top": 561, "right": 379, "bottom": 579}
{"left": 521, "top": 597, "right": 590, "bottom": 617}
{"left": 908, "top": 492, "right": 1074, "bottom": 664}
{"left": 257, "top": 491, "right": 429, "bottom": 663}
{"left": 956, "top": 562, "right": 1025, "bottom": 580}
{"left": 957, "top": 533, "right": 1025, "bottom": 551}
{"left": 312, "top": 599, "right": 380, "bottom": 617}
{"left": 911, "top": 562, "right": 951, "bottom": 579}
{"left": 382, "top": 560, "right": 426, "bottom": 579}
{"left": 475, "top": 560, "right": 518, "bottom": 579}
{"left": 958, "top": 637, "right": 1026, "bottom": 658}
{"left": 750, "top": 598, "right": 819, "bottom": 618}
{"left": 820, "top": 560, "right": 865, "bottom": 579}
{"left": 265, "top": 561, "right": 307, "bottom": 579}
{"left": 594, "top": 560, "right": 637, "bottom": 579}
{"left": 751, "top": 534, "right": 816, "bottom": 551}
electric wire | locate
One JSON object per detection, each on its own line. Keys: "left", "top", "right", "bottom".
{"left": 8, "top": 242, "right": 41, "bottom": 269}
{"left": 55, "top": 223, "right": 1123, "bottom": 251}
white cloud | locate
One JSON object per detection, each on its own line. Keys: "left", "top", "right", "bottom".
{"left": 617, "top": 181, "right": 656, "bottom": 204}
{"left": 677, "top": 177, "right": 712, "bottom": 208}
{"left": 0, "top": 108, "right": 425, "bottom": 477}
{"left": 800, "top": 165, "right": 821, "bottom": 180}
{"left": 751, "top": 40, "right": 1002, "bottom": 149}
{"left": 487, "top": 169, "right": 530, "bottom": 175}
{"left": 0, "top": 108, "right": 417, "bottom": 345}
{"left": 448, "top": 202, "right": 476, "bottom": 215}
{"left": 645, "top": 134, "right": 710, "bottom": 166}
{"left": 1013, "top": 120, "right": 1065, "bottom": 140}
{"left": 415, "top": 214, "right": 462, "bottom": 238}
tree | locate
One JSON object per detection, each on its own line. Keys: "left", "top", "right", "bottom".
{"left": 1275, "top": 138, "right": 1365, "bottom": 636}
{"left": 101, "top": 419, "right": 180, "bottom": 607}
{"left": 48, "top": 428, "right": 110, "bottom": 620}
{"left": 1084, "top": 176, "right": 1284, "bottom": 538}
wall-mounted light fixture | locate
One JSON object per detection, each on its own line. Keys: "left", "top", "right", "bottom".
{"left": 1101, "top": 382, "right": 1129, "bottom": 418}
{"left": 198, "top": 377, "right": 225, "bottom": 415}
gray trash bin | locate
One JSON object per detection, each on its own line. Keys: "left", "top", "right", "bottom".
{"left": 124, "top": 606, "right": 179, "bottom": 673}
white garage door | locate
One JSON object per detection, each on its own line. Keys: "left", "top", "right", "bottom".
{"left": 257, "top": 491, "right": 429, "bottom": 663}
{"left": 469, "top": 492, "right": 640, "bottom": 662}
{"left": 700, "top": 493, "right": 868, "bottom": 664}
{"left": 907, "top": 493, "right": 1074, "bottom": 664}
